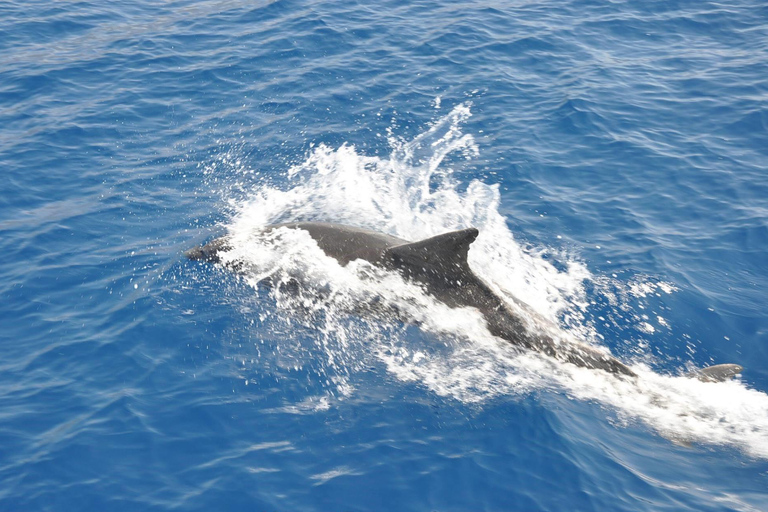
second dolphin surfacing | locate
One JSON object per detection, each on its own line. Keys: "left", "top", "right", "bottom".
{"left": 187, "top": 222, "right": 743, "bottom": 381}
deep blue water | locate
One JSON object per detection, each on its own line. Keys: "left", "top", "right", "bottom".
{"left": 2, "top": 0, "right": 768, "bottom": 510}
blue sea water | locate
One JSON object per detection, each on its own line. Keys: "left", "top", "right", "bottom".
{"left": 2, "top": 0, "right": 768, "bottom": 510}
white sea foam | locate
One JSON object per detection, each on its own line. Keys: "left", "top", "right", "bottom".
{"left": 214, "top": 104, "right": 768, "bottom": 459}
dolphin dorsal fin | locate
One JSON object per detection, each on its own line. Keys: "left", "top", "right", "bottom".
{"left": 385, "top": 228, "right": 479, "bottom": 277}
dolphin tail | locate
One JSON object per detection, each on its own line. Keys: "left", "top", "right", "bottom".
{"left": 687, "top": 363, "right": 743, "bottom": 382}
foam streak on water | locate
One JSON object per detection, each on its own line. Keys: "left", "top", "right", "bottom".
{"left": 220, "top": 105, "right": 768, "bottom": 459}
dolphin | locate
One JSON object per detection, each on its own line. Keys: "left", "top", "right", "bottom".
{"left": 186, "top": 222, "right": 742, "bottom": 381}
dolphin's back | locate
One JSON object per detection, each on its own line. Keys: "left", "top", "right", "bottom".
{"left": 184, "top": 222, "right": 406, "bottom": 266}
{"left": 273, "top": 222, "right": 406, "bottom": 266}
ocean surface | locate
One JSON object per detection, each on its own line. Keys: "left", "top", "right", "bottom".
{"left": 2, "top": 1, "right": 768, "bottom": 510}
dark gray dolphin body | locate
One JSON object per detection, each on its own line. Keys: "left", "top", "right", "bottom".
{"left": 187, "top": 222, "right": 743, "bottom": 381}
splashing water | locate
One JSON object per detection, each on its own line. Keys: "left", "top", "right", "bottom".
{"left": 211, "top": 104, "right": 768, "bottom": 459}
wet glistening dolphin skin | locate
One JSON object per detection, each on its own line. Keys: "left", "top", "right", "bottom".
{"left": 186, "top": 222, "right": 743, "bottom": 381}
